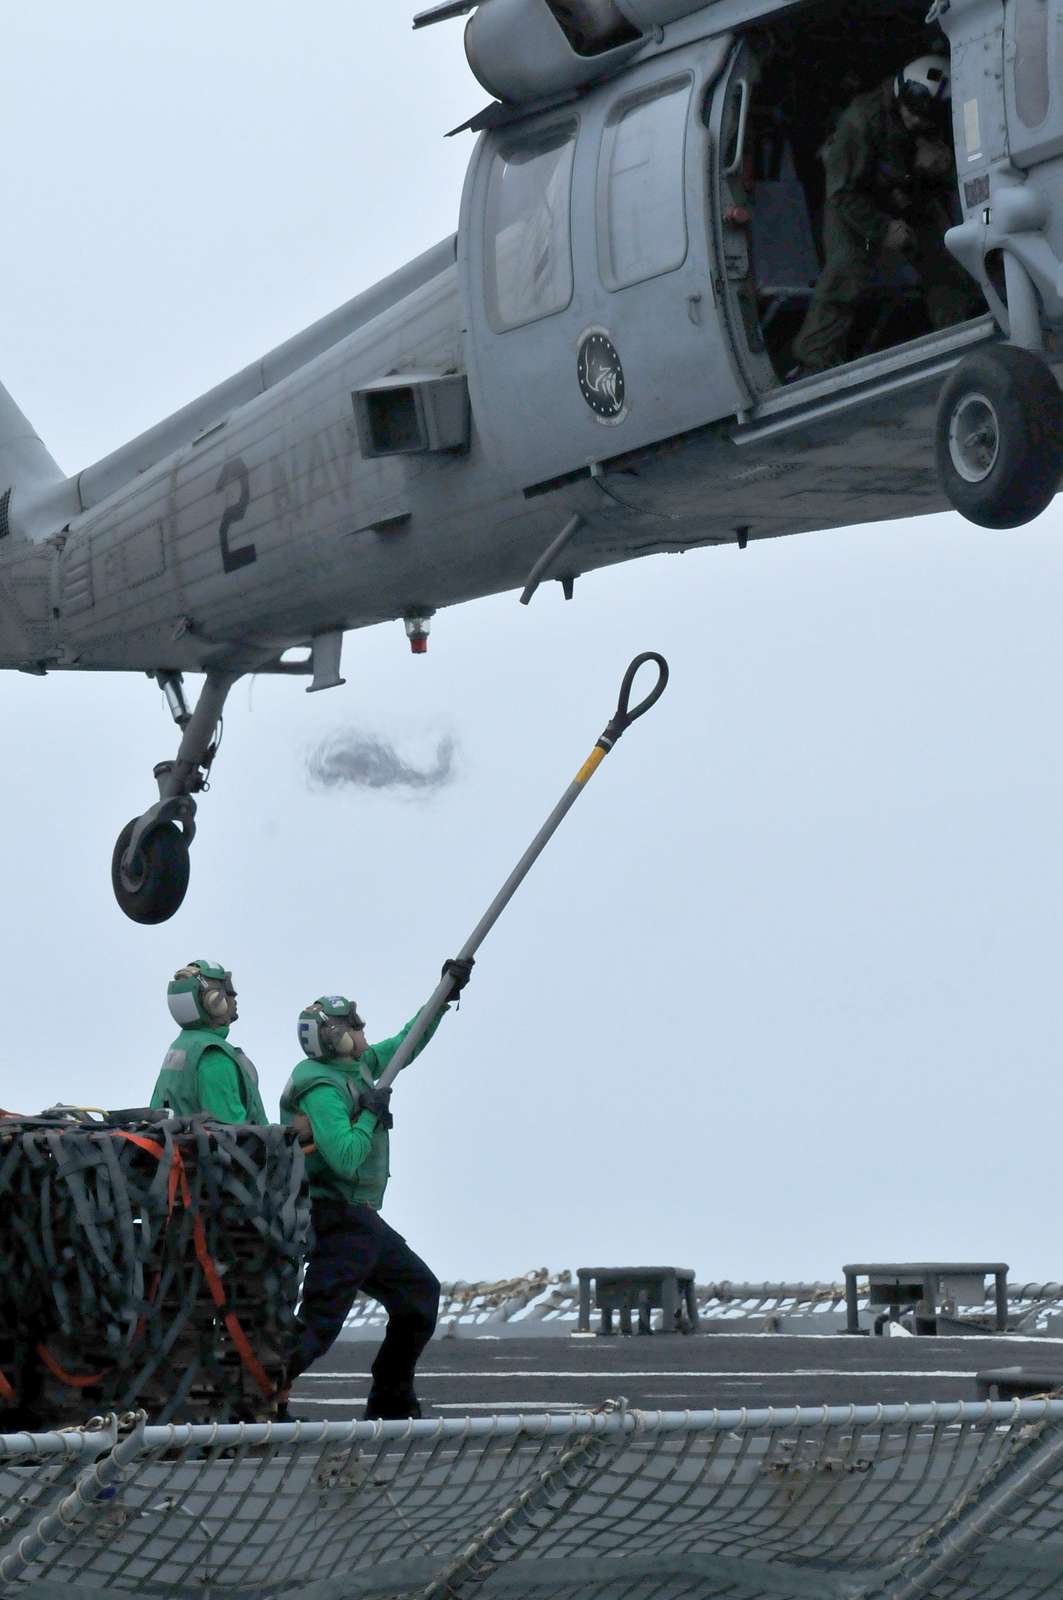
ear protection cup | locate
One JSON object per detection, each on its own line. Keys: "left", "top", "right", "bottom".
{"left": 169, "top": 962, "right": 235, "bottom": 1028}
{"left": 297, "top": 997, "right": 361, "bottom": 1060}
{"left": 316, "top": 1017, "right": 344, "bottom": 1056}
{"left": 202, "top": 985, "right": 230, "bottom": 1019}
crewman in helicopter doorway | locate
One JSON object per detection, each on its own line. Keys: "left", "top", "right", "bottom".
{"left": 279, "top": 958, "right": 473, "bottom": 1421}
{"left": 791, "top": 54, "right": 979, "bottom": 376}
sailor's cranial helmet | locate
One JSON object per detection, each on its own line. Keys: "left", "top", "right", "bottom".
{"left": 895, "top": 55, "right": 951, "bottom": 127}
{"left": 298, "top": 996, "right": 365, "bottom": 1061}
{"left": 168, "top": 960, "right": 238, "bottom": 1028}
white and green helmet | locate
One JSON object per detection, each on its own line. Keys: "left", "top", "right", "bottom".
{"left": 167, "top": 960, "right": 238, "bottom": 1028}
{"left": 298, "top": 995, "right": 365, "bottom": 1060}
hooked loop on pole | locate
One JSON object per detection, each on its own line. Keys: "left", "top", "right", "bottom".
{"left": 598, "top": 652, "right": 669, "bottom": 749}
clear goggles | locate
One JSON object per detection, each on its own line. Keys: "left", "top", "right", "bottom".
{"left": 321, "top": 1003, "right": 365, "bottom": 1032}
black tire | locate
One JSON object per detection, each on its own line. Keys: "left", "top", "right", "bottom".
{"left": 111, "top": 819, "right": 191, "bottom": 924}
{"left": 935, "top": 345, "right": 1063, "bottom": 529}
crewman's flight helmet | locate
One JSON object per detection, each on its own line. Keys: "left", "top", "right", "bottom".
{"left": 168, "top": 961, "right": 238, "bottom": 1028}
{"left": 894, "top": 55, "right": 951, "bottom": 128}
{"left": 298, "top": 996, "right": 365, "bottom": 1061}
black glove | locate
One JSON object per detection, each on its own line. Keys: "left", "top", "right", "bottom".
{"left": 358, "top": 1084, "right": 393, "bottom": 1130}
{"left": 442, "top": 955, "right": 474, "bottom": 999}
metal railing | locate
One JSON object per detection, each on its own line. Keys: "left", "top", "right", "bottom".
{"left": 5, "top": 1400, "right": 1063, "bottom": 1597}
{"left": 340, "top": 1275, "right": 1063, "bottom": 1339}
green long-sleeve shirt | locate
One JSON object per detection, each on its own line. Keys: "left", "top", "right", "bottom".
{"left": 196, "top": 1047, "right": 257, "bottom": 1121}
{"left": 280, "top": 1007, "right": 447, "bottom": 1207}
{"left": 298, "top": 1086, "right": 380, "bottom": 1180}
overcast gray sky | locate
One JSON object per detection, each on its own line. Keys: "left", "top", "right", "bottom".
{"left": 2, "top": 4, "right": 1062, "bottom": 1287}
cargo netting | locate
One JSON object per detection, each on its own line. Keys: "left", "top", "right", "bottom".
{"left": 0, "top": 1117, "right": 307, "bottom": 1427}
{"left": 3, "top": 1399, "right": 1063, "bottom": 1598}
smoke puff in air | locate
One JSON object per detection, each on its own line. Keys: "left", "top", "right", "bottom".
{"left": 307, "top": 731, "right": 458, "bottom": 795}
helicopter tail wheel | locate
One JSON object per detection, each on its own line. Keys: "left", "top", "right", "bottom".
{"left": 935, "top": 345, "right": 1063, "bottom": 529}
{"left": 112, "top": 819, "right": 191, "bottom": 924}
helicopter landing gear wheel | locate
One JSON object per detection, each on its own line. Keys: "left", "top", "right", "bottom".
{"left": 111, "top": 818, "right": 191, "bottom": 924}
{"left": 111, "top": 667, "right": 240, "bottom": 924}
{"left": 935, "top": 346, "right": 1063, "bottom": 529}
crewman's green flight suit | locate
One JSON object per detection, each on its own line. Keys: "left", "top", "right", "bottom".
{"left": 279, "top": 1007, "right": 448, "bottom": 1417}
{"left": 792, "top": 81, "right": 975, "bottom": 374}
{"left": 150, "top": 1026, "right": 268, "bottom": 1123}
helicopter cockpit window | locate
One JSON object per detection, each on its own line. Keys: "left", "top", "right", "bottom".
{"left": 598, "top": 77, "right": 692, "bottom": 290}
{"left": 485, "top": 123, "right": 577, "bottom": 332}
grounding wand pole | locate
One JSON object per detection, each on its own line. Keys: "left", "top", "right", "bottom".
{"left": 375, "top": 651, "right": 669, "bottom": 1094}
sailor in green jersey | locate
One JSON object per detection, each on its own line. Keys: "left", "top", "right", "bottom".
{"left": 280, "top": 957, "right": 473, "bottom": 1420}
{"left": 151, "top": 960, "right": 268, "bottom": 1124}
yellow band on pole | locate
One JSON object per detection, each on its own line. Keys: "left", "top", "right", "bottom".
{"left": 574, "top": 745, "right": 607, "bottom": 786}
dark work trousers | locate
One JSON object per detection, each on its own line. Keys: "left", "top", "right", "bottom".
{"left": 793, "top": 200, "right": 978, "bottom": 373}
{"left": 288, "top": 1199, "right": 440, "bottom": 1400}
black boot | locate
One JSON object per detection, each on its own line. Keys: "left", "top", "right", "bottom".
{"left": 364, "top": 1387, "right": 422, "bottom": 1421}
{"left": 275, "top": 1402, "right": 316, "bottom": 1424}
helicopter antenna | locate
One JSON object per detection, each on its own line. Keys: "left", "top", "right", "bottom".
{"left": 413, "top": 0, "right": 482, "bottom": 28}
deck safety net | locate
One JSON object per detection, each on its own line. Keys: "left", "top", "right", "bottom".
{"left": 4, "top": 1399, "right": 1063, "bottom": 1599}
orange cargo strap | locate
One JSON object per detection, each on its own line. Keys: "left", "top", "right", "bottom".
{"left": 169, "top": 1148, "right": 275, "bottom": 1400}
{"left": 37, "top": 1346, "right": 106, "bottom": 1389}
{"left": 112, "top": 1131, "right": 167, "bottom": 1162}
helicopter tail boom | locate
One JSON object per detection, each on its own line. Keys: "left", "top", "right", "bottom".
{"left": 0, "top": 380, "right": 76, "bottom": 544}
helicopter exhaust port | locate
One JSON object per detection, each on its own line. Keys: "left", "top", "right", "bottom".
{"left": 544, "top": 0, "right": 641, "bottom": 53}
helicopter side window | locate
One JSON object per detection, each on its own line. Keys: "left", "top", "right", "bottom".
{"left": 598, "top": 77, "right": 693, "bottom": 290}
{"left": 1013, "top": 0, "right": 1050, "bottom": 129}
{"left": 485, "top": 122, "right": 578, "bottom": 332}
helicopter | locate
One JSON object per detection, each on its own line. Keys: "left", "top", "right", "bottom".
{"left": 0, "top": 0, "right": 1059, "bottom": 924}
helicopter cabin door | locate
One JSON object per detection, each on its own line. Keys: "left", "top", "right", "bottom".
{"left": 459, "top": 36, "right": 746, "bottom": 491}
{"left": 705, "top": 41, "right": 786, "bottom": 398}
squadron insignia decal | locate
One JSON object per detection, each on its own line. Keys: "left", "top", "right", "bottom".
{"left": 577, "top": 331, "right": 627, "bottom": 423}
